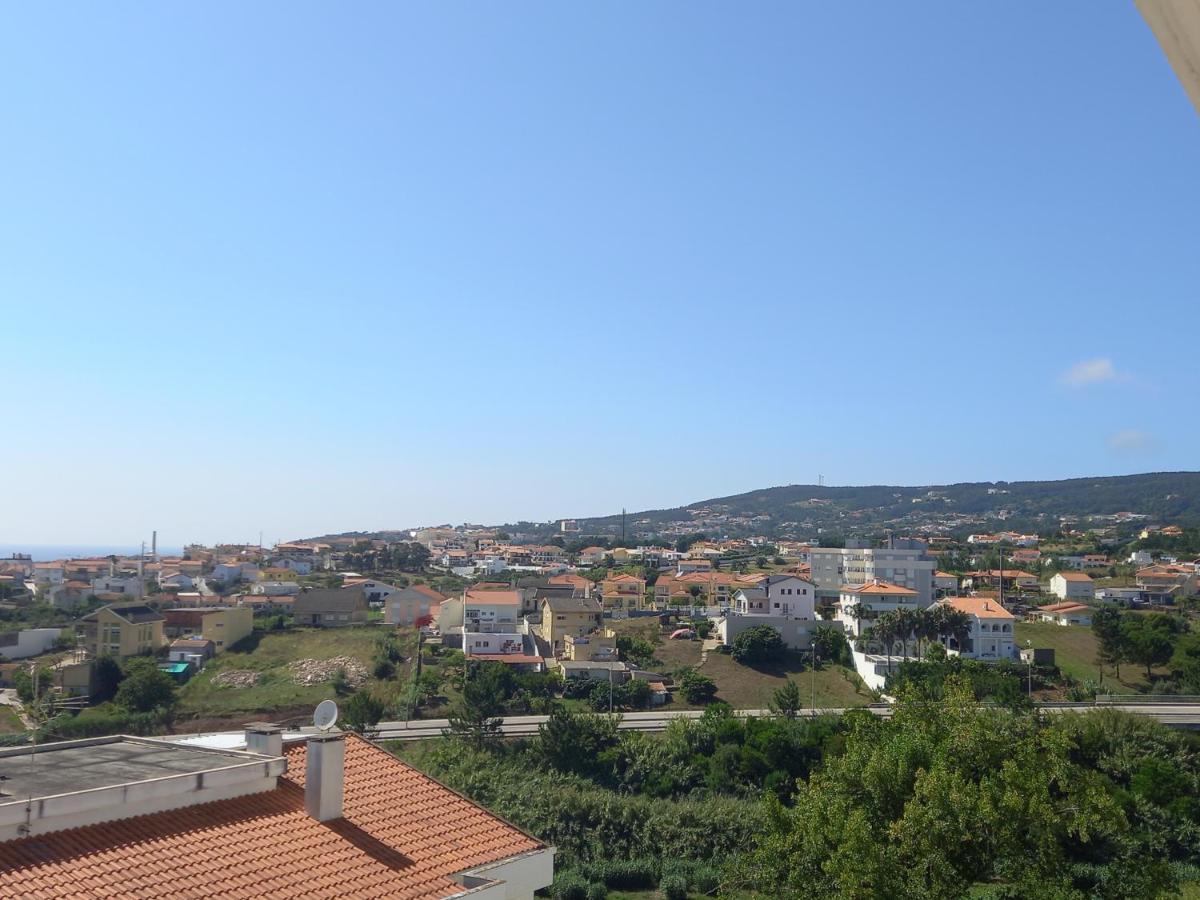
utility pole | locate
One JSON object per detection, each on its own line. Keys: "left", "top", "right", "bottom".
{"left": 998, "top": 545, "right": 1004, "bottom": 608}
{"left": 811, "top": 645, "right": 817, "bottom": 711}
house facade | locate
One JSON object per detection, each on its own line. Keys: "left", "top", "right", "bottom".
{"left": 79, "top": 605, "right": 166, "bottom": 658}
{"left": 292, "top": 588, "right": 369, "bottom": 627}
{"left": 1048, "top": 572, "right": 1093, "bottom": 602}
{"left": 939, "top": 596, "right": 1016, "bottom": 661}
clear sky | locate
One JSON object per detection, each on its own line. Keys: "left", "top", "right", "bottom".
{"left": 2, "top": 2, "right": 1198, "bottom": 546}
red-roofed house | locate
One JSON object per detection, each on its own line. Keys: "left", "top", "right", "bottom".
{"left": 0, "top": 729, "right": 552, "bottom": 897}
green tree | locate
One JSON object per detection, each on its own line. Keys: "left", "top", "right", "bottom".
{"left": 728, "top": 677, "right": 1176, "bottom": 899}
{"left": 446, "top": 662, "right": 508, "bottom": 749}
{"left": 1122, "top": 613, "right": 1179, "bottom": 680}
{"left": 1092, "top": 605, "right": 1127, "bottom": 682}
{"left": 1170, "top": 632, "right": 1200, "bottom": 692}
{"left": 730, "top": 625, "right": 786, "bottom": 666}
{"left": 114, "top": 658, "right": 177, "bottom": 713}
{"left": 537, "top": 706, "right": 620, "bottom": 777}
{"left": 342, "top": 690, "right": 386, "bottom": 733}
{"left": 678, "top": 668, "right": 717, "bottom": 704}
{"left": 92, "top": 654, "right": 124, "bottom": 703}
{"left": 769, "top": 679, "right": 803, "bottom": 717}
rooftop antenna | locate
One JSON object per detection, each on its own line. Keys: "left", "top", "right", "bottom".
{"left": 819, "top": 474, "right": 824, "bottom": 488}
{"left": 313, "top": 699, "right": 339, "bottom": 732}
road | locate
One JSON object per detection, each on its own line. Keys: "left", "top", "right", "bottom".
{"left": 364, "top": 702, "right": 1200, "bottom": 740}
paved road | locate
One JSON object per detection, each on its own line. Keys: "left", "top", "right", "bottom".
{"left": 365, "top": 702, "right": 1200, "bottom": 740}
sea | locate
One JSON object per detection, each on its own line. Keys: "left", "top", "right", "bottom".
{"left": 0, "top": 545, "right": 185, "bottom": 562}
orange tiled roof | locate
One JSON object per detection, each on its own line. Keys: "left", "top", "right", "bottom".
{"left": 943, "top": 596, "right": 1015, "bottom": 620}
{"left": 841, "top": 579, "right": 919, "bottom": 596}
{"left": 0, "top": 734, "right": 543, "bottom": 899}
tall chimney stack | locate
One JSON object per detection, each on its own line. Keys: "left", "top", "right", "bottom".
{"left": 305, "top": 733, "right": 345, "bottom": 822}
{"left": 152, "top": 530, "right": 157, "bottom": 560}
{"left": 244, "top": 722, "right": 283, "bottom": 758}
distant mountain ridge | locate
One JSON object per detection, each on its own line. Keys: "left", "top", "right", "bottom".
{"left": 304, "top": 472, "right": 1200, "bottom": 543}
{"left": 567, "top": 472, "right": 1200, "bottom": 538}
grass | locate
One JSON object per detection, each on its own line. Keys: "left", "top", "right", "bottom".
{"left": 605, "top": 615, "right": 871, "bottom": 709}
{"left": 700, "top": 652, "right": 870, "bottom": 710}
{"left": 1015, "top": 621, "right": 1164, "bottom": 690}
{"left": 176, "top": 626, "right": 416, "bottom": 726}
{"left": 0, "top": 704, "right": 26, "bottom": 734}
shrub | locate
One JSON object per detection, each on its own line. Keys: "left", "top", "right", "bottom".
{"left": 659, "top": 873, "right": 688, "bottom": 900}
{"left": 551, "top": 871, "right": 590, "bottom": 900}
{"left": 730, "top": 625, "right": 786, "bottom": 665}
{"left": 585, "top": 883, "right": 607, "bottom": 900}
{"left": 678, "top": 668, "right": 717, "bottom": 704}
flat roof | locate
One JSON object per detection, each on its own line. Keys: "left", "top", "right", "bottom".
{"left": 0, "top": 737, "right": 261, "bottom": 802}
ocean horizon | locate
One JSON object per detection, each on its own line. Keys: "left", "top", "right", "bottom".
{"left": 0, "top": 545, "right": 185, "bottom": 562}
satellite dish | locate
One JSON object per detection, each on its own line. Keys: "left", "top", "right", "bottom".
{"left": 313, "top": 700, "right": 339, "bottom": 732}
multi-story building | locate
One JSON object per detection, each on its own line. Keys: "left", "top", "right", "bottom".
{"left": 809, "top": 541, "right": 935, "bottom": 604}
{"left": 600, "top": 573, "right": 646, "bottom": 613}
{"left": 835, "top": 580, "right": 924, "bottom": 638}
{"left": 79, "top": 604, "right": 165, "bottom": 658}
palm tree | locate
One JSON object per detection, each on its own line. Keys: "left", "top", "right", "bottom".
{"left": 892, "top": 608, "right": 917, "bottom": 660}
{"left": 913, "top": 607, "right": 938, "bottom": 660}
{"left": 873, "top": 610, "right": 899, "bottom": 675}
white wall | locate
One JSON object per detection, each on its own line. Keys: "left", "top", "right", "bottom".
{"left": 0, "top": 627, "right": 63, "bottom": 660}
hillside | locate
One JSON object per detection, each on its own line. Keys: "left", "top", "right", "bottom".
{"left": 562, "top": 471, "right": 1200, "bottom": 540}
{"left": 304, "top": 472, "right": 1200, "bottom": 544}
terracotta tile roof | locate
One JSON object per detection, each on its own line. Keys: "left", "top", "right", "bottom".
{"left": 840, "top": 580, "right": 919, "bottom": 596}
{"left": 464, "top": 589, "right": 521, "bottom": 606}
{"left": 1039, "top": 601, "right": 1091, "bottom": 613}
{"left": 942, "top": 596, "right": 1015, "bottom": 620}
{"left": 0, "top": 734, "right": 543, "bottom": 899}
{"left": 1055, "top": 572, "right": 1093, "bottom": 582}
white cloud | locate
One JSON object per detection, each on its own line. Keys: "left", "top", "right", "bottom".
{"left": 1062, "top": 357, "right": 1123, "bottom": 387}
{"left": 1107, "top": 429, "right": 1159, "bottom": 454}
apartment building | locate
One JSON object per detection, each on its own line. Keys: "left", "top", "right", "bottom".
{"left": 809, "top": 540, "right": 935, "bottom": 604}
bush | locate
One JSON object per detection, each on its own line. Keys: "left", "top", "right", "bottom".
{"left": 585, "top": 883, "right": 607, "bottom": 900}
{"left": 373, "top": 659, "right": 396, "bottom": 680}
{"left": 730, "top": 625, "right": 786, "bottom": 665}
{"left": 582, "top": 857, "right": 657, "bottom": 889}
{"left": 678, "top": 668, "right": 717, "bottom": 704}
{"left": 551, "top": 871, "right": 590, "bottom": 900}
{"left": 659, "top": 873, "right": 688, "bottom": 900}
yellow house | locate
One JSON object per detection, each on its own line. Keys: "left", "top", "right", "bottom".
{"left": 562, "top": 632, "right": 617, "bottom": 661}
{"left": 199, "top": 607, "right": 253, "bottom": 651}
{"left": 163, "top": 606, "right": 253, "bottom": 652}
{"left": 80, "top": 604, "right": 166, "bottom": 658}
{"left": 540, "top": 596, "right": 604, "bottom": 653}
{"left": 600, "top": 573, "right": 646, "bottom": 612}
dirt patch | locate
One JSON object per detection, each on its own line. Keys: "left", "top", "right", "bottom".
{"left": 288, "top": 657, "right": 369, "bottom": 686}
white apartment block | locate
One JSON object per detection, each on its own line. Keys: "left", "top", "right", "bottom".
{"left": 809, "top": 542, "right": 935, "bottom": 604}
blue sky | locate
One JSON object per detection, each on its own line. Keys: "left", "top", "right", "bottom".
{"left": 2, "top": 2, "right": 1197, "bottom": 545}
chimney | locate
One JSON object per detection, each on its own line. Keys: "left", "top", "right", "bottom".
{"left": 305, "top": 733, "right": 345, "bottom": 822}
{"left": 244, "top": 722, "right": 283, "bottom": 758}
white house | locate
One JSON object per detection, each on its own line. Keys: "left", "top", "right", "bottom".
{"left": 1037, "top": 601, "right": 1092, "bottom": 626}
{"left": 939, "top": 596, "right": 1016, "bottom": 661}
{"left": 1048, "top": 572, "right": 1093, "bottom": 602}
{"left": 1127, "top": 550, "right": 1153, "bottom": 567}
{"left": 158, "top": 571, "right": 194, "bottom": 590}
{"left": 835, "top": 580, "right": 924, "bottom": 638}
{"left": 716, "top": 575, "right": 820, "bottom": 650}
{"left": 90, "top": 575, "right": 143, "bottom": 598}
{"left": 251, "top": 581, "right": 301, "bottom": 596}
